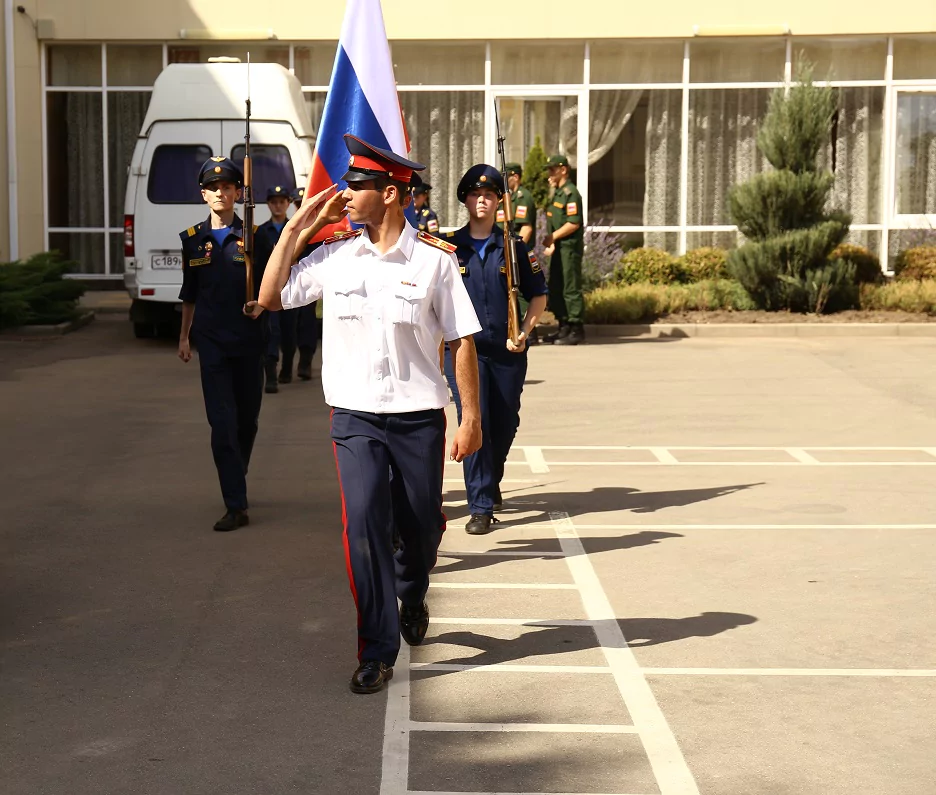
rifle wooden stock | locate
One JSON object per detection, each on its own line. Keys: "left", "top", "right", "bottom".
{"left": 501, "top": 190, "right": 522, "bottom": 346}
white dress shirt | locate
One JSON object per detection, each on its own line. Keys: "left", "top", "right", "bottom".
{"left": 281, "top": 222, "right": 482, "bottom": 413}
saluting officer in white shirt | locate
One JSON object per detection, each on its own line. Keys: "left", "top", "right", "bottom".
{"left": 259, "top": 134, "right": 483, "bottom": 695}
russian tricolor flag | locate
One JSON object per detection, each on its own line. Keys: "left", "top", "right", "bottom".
{"left": 306, "top": 0, "right": 408, "bottom": 239}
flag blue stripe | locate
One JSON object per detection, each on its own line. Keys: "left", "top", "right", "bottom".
{"left": 316, "top": 45, "right": 392, "bottom": 187}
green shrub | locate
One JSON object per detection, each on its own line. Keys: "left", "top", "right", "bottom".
{"left": 860, "top": 280, "right": 936, "bottom": 313}
{"left": 0, "top": 251, "right": 86, "bottom": 329}
{"left": 828, "top": 243, "right": 882, "bottom": 284}
{"left": 614, "top": 247, "right": 687, "bottom": 285}
{"left": 678, "top": 247, "right": 729, "bottom": 281}
{"left": 894, "top": 246, "right": 936, "bottom": 281}
{"left": 584, "top": 279, "right": 754, "bottom": 323}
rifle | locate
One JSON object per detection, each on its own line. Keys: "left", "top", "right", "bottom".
{"left": 242, "top": 53, "right": 255, "bottom": 309}
{"left": 494, "top": 102, "right": 522, "bottom": 347}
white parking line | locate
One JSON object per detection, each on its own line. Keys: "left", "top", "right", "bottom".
{"left": 438, "top": 550, "right": 567, "bottom": 558}
{"left": 642, "top": 667, "right": 936, "bottom": 677}
{"left": 408, "top": 721, "right": 637, "bottom": 733}
{"left": 550, "top": 511, "right": 700, "bottom": 794}
{"left": 411, "top": 663, "right": 610, "bottom": 674}
{"left": 379, "top": 644, "right": 411, "bottom": 795}
{"left": 523, "top": 446, "right": 551, "bottom": 473}
{"left": 429, "top": 582, "right": 578, "bottom": 590}
{"left": 408, "top": 791, "right": 652, "bottom": 795}
{"left": 446, "top": 523, "right": 936, "bottom": 531}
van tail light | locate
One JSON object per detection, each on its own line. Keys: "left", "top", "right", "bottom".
{"left": 124, "top": 215, "right": 135, "bottom": 257}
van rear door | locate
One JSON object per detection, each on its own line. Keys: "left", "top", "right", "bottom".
{"left": 134, "top": 121, "right": 223, "bottom": 300}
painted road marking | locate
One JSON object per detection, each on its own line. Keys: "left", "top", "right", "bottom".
{"left": 379, "top": 644, "right": 411, "bottom": 795}
{"left": 428, "top": 582, "right": 578, "bottom": 590}
{"left": 549, "top": 511, "right": 700, "bottom": 794}
{"left": 411, "top": 663, "right": 611, "bottom": 674}
{"left": 447, "top": 523, "right": 936, "bottom": 531}
{"left": 524, "top": 446, "right": 551, "bottom": 473}
{"left": 408, "top": 721, "right": 638, "bottom": 733}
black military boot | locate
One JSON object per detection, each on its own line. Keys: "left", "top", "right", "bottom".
{"left": 279, "top": 349, "right": 295, "bottom": 384}
{"left": 264, "top": 357, "right": 279, "bottom": 393}
{"left": 556, "top": 324, "right": 586, "bottom": 346}
{"left": 465, "top": 514, "right": 498, "bottom": 535}
{"left": 543, "top": 324, "right": 570, "bottom": 344}
{"left": 297, "top": 347, "right": 314, "bottom": 381}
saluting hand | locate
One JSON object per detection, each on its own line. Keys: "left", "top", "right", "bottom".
{"left": 291, "top": 184, "right": 348, "bottom": 230}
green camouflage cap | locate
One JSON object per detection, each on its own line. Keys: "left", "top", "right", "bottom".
{"left": 545, "top": 154, "right": 569, "bottom": 168}
{"left": 505, "top": 162, "right": 523, "bottom": 176}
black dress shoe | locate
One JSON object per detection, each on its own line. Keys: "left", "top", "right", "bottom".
{"left": 555, "top": 324, "right": 585, "bottom": 345}
{"left": 349, "top": 660, "right": 393, "bottom": 694}
{"left": 400, "top": 602, "right": 429, "bottom": 646}
{"left": 213, "top": 509, "right": 249, "bottom": 532}
{"left": 465, "top": 514, "right": 498, "bottom": 535}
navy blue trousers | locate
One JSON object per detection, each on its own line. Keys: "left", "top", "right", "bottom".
{"left": 330, "top": 407, "right": 447, "bottom": 666}
{"left": 444, "top": 347, "right": 527, "bottom": 515}
{"left": 267, "top": 303, "right": 318, "bottom": 360}
{"left": 197, "top": 337, "right": 264, "bottom": 511}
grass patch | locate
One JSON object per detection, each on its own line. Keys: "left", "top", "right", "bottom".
{"left": 860, "top": 280, "right": 936, "bottom": 314}
{"left": 584, "top": 280, "right": 755, "bottom": 324}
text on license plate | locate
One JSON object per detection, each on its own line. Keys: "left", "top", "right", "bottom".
{"left": 151, "top": 254, "right": 183, "bottom": 269}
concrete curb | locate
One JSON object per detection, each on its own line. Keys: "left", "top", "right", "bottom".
{"left": 4, "top": 311, "right": 96, "bottom": 338}
{"left": 584, "top": 322, "right": 936, "bottom": 339}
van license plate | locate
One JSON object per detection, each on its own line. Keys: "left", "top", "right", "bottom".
{"left": 151, "top": 254, "right": 183, "bottom": 269}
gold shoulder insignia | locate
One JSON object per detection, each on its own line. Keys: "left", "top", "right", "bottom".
{"left": 322, "top": 229, "right": 364, "bottom": 245}
{"left": 186, "top": 226, "right": 197, "bottom": 237}
{"left": 444, "top": 231, "right": 456, "bottom": 239}
{"left": 417, "top": 230, "right": 457, "bottom": 252}
{"left": 252, "top": 224, "right": 259, "bottom": 234}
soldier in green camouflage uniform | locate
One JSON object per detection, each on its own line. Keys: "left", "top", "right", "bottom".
{"left": 497, "top": 162, "right": 541, "bottom": 343}
{"left": 543, "top": 154, "right": 584, "bottom": 345}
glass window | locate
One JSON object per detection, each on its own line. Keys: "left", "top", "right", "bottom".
{"left": 588, "top": 89, "right": 682, "bottom": 227}
{"left": 491, "top": 42, "right": 584, "bottom": 85}
{"left": 48, "top": 45, "right": 102, "bottom": 87}
{"left": 46, "top": 93, "right": 104, "bottom": 228}
{"left": 294, "top": 43, "right": 338, "bottom": 86}
{"left": 401, "top": 91, "right": 484, "bottom": 229}
{"left": 843, "top": 230, "right": 881, "bottom": 257}
{"left": 147, "top": 145, "right": 214, "bottom": 203}
{"left": 391, "top": 43, "right": 484, "bottom": 85}
{"left": 893, "top": 37, "right": 936, "bottom": 80}
{"left": 49, "top": 232, "right": 106, "bottom": 274}
{"left": 895, "top": 92, "right": 936, "bottom": 215}
{"left": 109, "top": 92, "right": 152, "bottom": 225}
{"left": 106, "top": 45, "right": 163, "bottom": 87}
{"left": 590, "top": 40, "right": 683, "bottom": 84}
{"left": 793, "top": 38, "right": 886, "bottom": 82}
{"left": 497, "top": 97, "right": 568, "bottom": 167}
{"left": 688, "top": 89, "right": 772, "bottom": 225}
{"left": 109, "top": 233, "right": 126, "bottom": 274}
{"left": 687, "top": 231, "right": 738, "bottom": 250}
{"left": 888, "top": 229, "right": 936, "bottom": 262}
{"left": 690, "top": 39, "right": 786, "bottom": 83}
{"left": 167, "top": 45, "right": 289, "bottom": 67}
{"left": 230, "top": 144, "right": 296, "bottom": 199}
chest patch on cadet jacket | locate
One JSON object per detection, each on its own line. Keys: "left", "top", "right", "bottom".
{"left": 189, "top": 257, "right": 210, "bottom": 267}
{"left": 553, "top": 201, "right": 564, "bottom": 209}
{"left": 233, "top": 254, "right": 245, "bottom": 263}
{"left": 417, "top": 230, "right": 457, "bottom": 253}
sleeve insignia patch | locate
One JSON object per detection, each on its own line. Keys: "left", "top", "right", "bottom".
{"left": 323, "top": 229, "right": 364, "bottom": 245}
{"left": 427, "top": 219, "right": 439, "bottom": 232}
{"left": 516, "top": 205, "right": 528, "bottom": 220}
{"left": 496, "top": 209, "right": 506, "bottom": 223}
{"left": 529, "top": 252, "right": 542, "bottom": 273}
{"left": 567, "top": 202, "right": 578, "bottom": 215}
{"left": 417, "top": 230, "right": 457, "bottom": 252}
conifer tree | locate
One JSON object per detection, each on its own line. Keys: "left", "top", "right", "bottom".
{"left": 523, "top": 136, "right": 551, "bottom": 210}
{"left": 728, "top": 63, "right": 856, "bottom": 313}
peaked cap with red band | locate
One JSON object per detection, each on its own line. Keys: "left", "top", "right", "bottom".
{"left": 342, "top": 134, "right": 426, "bottom": 187}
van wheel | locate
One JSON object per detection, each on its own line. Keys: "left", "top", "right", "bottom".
{"left": 133, "top": 322, "right": 155, "bottom": 339}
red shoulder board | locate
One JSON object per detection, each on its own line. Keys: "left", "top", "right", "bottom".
{"left": 323, "top": 229, "right": 364, "bottom": 246}
{"left": 417, "top": 230, "right": 456, "bottom": 253}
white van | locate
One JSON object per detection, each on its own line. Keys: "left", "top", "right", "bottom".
{"left": 122, "top": 61, "right": 315, "bottom": 337}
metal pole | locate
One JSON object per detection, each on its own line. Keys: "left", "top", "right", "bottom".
{"left": 5, "top": 0, "right": 20, "bottom": 260}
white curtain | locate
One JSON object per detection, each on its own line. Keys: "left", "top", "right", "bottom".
{"left": 402, "top": 91, "right": 484, "bottom": 229}
{"left": 558, "top": 90, "right": 642, "bottom": 167}
{"left": 895, "top": 93, "right": 936, "bottom": 215}
{"left": 644, "top": 90, "right": 682, "bottom": 249}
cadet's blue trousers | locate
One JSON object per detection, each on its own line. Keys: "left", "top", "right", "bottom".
{"left": 196, "top": 337, "right": 264, "bottom": 511}
{"left": 266, "top": 303, "right": 318, "bottom": 360}
{"left": 330, "top": 407, "right": 446, "bottom": 666}
{"left": 444, "top": 347, "right": 527, "bottom": 515}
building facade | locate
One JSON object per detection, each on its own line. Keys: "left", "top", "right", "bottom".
{"left": 2, "top": 0, "right": 936, "bottom": 275}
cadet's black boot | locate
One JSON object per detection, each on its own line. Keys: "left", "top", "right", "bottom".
{"left": 264, "top": 357, "right": 279, "bottom": 393}
{"left": 400, "top": 602, "right": 430, "bottom": 646}
{"left": 297, "top": 347, "right": 314, "bottom": 380}
{"left": 556, "top": 324, "right": 586, "bottom": 346}
{"left": 543, "top": 324, "right": 569, "bottom": 344}
{"left": 214, "top": 509, "right": 249, "bottom": 532}
{"left": 349, "top": 661, "right": 393, "bottom": 694}
{"left": 465, "top": 514, "right": 498, "bottom": 535}
{"left": 279, "top": 349, "right": 295, "bottom": 384}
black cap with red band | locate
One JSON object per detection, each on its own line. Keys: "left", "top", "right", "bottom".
{"left": 341, "top": 134, "right": 426, "bottom": 187}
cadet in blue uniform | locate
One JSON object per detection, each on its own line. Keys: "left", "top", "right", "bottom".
{"left": 412, "top": 182, "right": 440, "bottom": 235}
{"left": 443, "top": 164, "right": 548, "bottom": 535}
{"left": 255, "top": 185, "right": 292, "bottom": 393}
{"left": 177, "top": 157, "right": 266, "bottom": 532}
{"left": 259, "top": 135, "right": 483, "bottom": 695}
